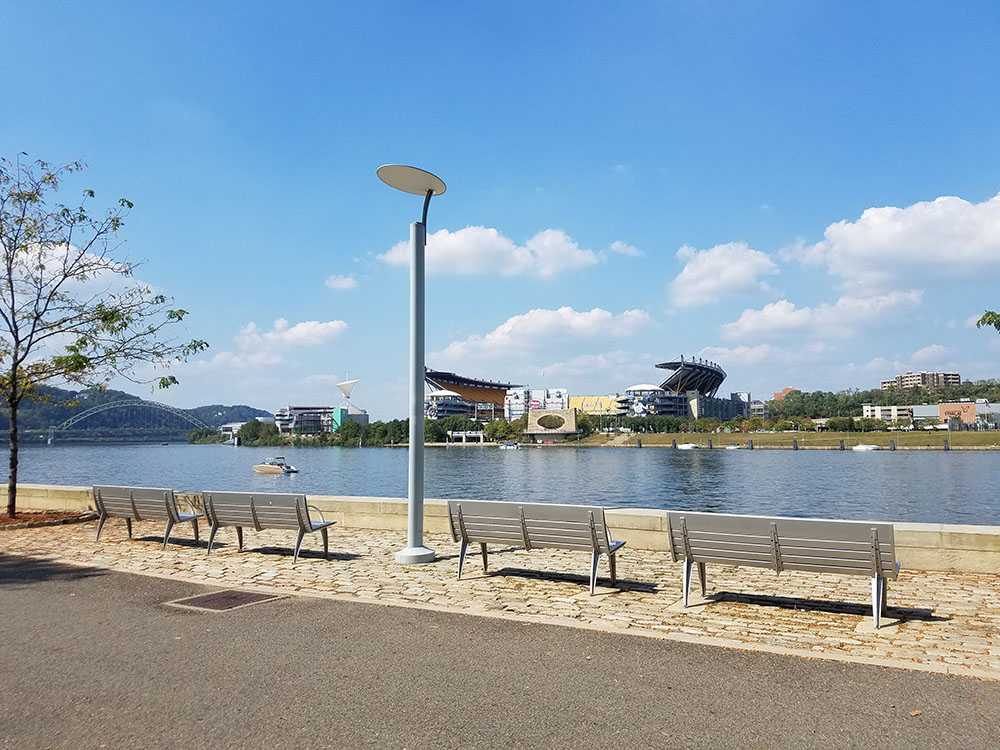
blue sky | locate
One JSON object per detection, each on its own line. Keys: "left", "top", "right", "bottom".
{"left": 4, "top": 2, "right": 1000, "bottom": 418}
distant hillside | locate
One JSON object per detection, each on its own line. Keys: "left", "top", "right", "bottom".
{"left": 0, "top": 385, "right": 272, "bottom": 438}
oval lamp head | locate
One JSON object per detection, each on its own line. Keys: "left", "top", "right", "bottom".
{"left": 376, "top": 164, "right": 447, "bottom": 196}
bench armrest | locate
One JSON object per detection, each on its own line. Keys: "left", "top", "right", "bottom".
{"left": 308, "top": 504, "right": 326, "bottom": 524}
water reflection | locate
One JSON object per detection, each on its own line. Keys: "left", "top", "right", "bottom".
{"left": 7, "top": 443, "right": 1000, "bottom": 524}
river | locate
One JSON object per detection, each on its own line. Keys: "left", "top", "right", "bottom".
{"left": 7, "top": 443, "right": 1000, "bottom": 525}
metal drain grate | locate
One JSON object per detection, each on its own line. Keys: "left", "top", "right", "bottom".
{"left": 165, "top": 589, "right": 284, "bottom": 612}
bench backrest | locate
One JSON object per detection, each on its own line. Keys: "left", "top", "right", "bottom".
{"left": 447, "top": 500, "right": 616, "bottom": 554}
{"left": 202, "top": 491, "right": 309, "bottom": 531}
{"left": 666, "top": 511, "right": 898, "bottom": 579}
{"left": 93, "top": 486, "right": 178, "bottom": 522}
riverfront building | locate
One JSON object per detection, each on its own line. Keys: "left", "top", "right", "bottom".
{"left": 862, "top": 404, "right": 914, "bottom": 422}
{"left": 863, "top": 400, "right": 1000, "bottom": 429}
{"left": 880, "top": 371, "right": 961, "bottom": 390}
{"left": 274, "top": 405, "right": 369, "bottom": 434}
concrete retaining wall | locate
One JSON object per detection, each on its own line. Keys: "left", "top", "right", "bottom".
{"left": 9, "top": 483, "right": 1000, "bottom": 574}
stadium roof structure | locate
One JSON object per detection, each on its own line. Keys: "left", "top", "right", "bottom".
{"left": 424, "top": 369, "right": 520, "bottom": 391}
{"left": 424, "top": 368, "right": 521, "bottom": 408}
{"left": 656, "top": 356, "right": 727, "bottom": 397}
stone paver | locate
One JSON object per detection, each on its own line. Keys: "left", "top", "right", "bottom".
{"left": 3, "top": 520, "right": 998, "bottom": 680}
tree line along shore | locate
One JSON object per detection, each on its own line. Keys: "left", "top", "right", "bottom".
{"left": 188, "top": 415, "right": 1000, "bottom": 450}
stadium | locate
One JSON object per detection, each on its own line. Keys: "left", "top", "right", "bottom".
{"left": 424, "top": 369, "right": 520, "bottom": 422}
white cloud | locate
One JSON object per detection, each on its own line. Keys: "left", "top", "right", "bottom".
{"left": 669, "top": 242, "right": 778, "bottom": 307}
{"left": 699, "top": 344, "right": 782, "bottom": 367}
{"left": 794, "top": 193, "right": 1000, "bottom": 288}
{"left": 722, "top": 290, "right": 922, "bottom": 339}
{"left": 433, "top": 306, "right": 650, "bottom": 364}
{"left": 325, "top": 274, "right": 358, "bottom": 290}
{"left": 911, "top": 344, "right": 948, "bottom": 365}
{"left": 236, "top": 318, "right": 348, "bottom": 349}
{"left": 378, "top": 226, "right": 600, "bottom": 279}
{"left": 609, "top": 240, "right": 642, "bottom": 257}
{"left": 537, "top": 350, "right": 651, "bottom": 382}
{"left": 965, "top": 313, "right": 984, "bottom": 329}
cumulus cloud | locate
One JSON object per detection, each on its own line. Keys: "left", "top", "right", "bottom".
{"left": 722, "top": 290, "right": 922, "bottom": 339}
{"left": 433, "top": 306, "right": 650, "bottom": 364}
{"left": 236, "top": 318, "right": 348, "bottom": 349}
{"left": 669, "top": 242, "right": 778, "bottom": 307}
{"left": 699, "top": 344, "right": 779, "bottom": 367}
{"left": 378, "top": 226, "right": 600, "bottom": 279}
{"left": 609, "top": 240, "right": 642, "bottom": 257}
{"left": 537, "top": 350, "right": 652, "bottom": 381}
{"left": 325, "top": 274, "right": 358, "bottom": 290}
{"left": 794, "top": 193, "right": 1000, "bottom": 288}
{"left": 910, "top": 343, "right": 948, "bottom": 365}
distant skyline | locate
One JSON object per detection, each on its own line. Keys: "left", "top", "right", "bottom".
{"left": 4, "top": 3, "right": 1000, "bottom": 419}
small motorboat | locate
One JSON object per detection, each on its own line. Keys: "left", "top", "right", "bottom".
{"left": 676, "top": 443, "right": 699, "bottom": 450}
{"left": 725, "top": 445, "right": 742, "bottom": 450}
{"left": 851, "top": 444, "right": 880, "bottom": 452}
{"left": 253, "top": 456, "right": 299, "bottom": 474}
{"left": 499, "top": 441, "right": 520, "bottom": 450}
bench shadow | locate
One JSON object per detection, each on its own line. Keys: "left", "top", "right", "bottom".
{"left": 705, "top": 590, "right": 949, "bottom": 623}
{"left": 135, "top": 535, "right": 203, "bottom": 549}
{"left": 492, "top": 566, "right": 659, "bottom": 594}
{"left": 0, "top": 552, "right": 106, "bottom": 587}
{"left": 251, "top": 546, "right": 362, "bottom": 562}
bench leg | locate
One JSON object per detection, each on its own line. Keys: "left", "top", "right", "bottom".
{"left": 871, "top": 576, "right": 882, "bottom": 630}
{"left": 236, "top": 526, "right": 244, "bottom": 552}
{"left": 163, "top": 518, "right": 175, "bottom": 550}
{"left": 457, "top": 540, "right": 468, "bottom": 580}
{"left": 682, "top": 559, "right": 693, "bottom": 608}
{"left": 125, "top": 518, "right": 132, "bottom": 540}
{"left": 481, "top": 543, "right": 488, "bottom": 574}
{"left": 207, "top": 525, "right": 218, "bottom": 555}
{"left": 697, "top": 562, "right": 707, "bottom": 598}
{"left": 609, "top": 552, "right": 617, "bottom": 585}
{"left": 293, "top": 528, "right": 306, "bottom": 563}
{"left": 191, "top": 518, "right": 200, "bottom": 544}
{"left": 589, "top": 550, "right": 601, "bottom": 595}
{"left": 95, "top": 513, "right": 108, "bottom": 542}
{"left": 321, "top": 527, "right": 329, "bottom": 560}
{"left": 881, "top": 577, "right": 889, "bottom": 617}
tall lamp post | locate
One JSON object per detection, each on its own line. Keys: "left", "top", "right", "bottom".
{"left": 377, "top": 164, "right": 447, "bottom": 564}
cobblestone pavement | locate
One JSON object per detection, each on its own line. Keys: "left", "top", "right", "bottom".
{"left": 3, "top": 520, "right": 999, "bottom": 680}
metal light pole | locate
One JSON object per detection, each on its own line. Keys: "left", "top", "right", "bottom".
{"left": 377, "top": 164, "right": 447, "bottom": 565}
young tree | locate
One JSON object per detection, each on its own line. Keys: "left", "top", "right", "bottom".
{"left": 0, "top": 157, "right": 208, "bottom": 517}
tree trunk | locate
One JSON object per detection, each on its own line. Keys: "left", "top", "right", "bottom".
{"left": 7, "top": 398, "right": 18, "bottom": 518}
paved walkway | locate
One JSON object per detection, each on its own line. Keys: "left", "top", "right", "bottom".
{"left": 3, "top": 555, "right": 999, "bottom": 749}
{"left": 2, "top": 520, "right": 999, "bottom": 680}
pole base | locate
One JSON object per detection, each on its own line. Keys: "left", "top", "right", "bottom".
{"left": 395, "top": 546, "right": 436, "bottom": 565}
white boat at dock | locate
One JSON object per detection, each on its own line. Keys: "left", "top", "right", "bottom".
{"left": 676, "top": 443, "right": 699, "bottom": 450}
{"left": 851, "top": 444, "right": 880, "bottom": 452}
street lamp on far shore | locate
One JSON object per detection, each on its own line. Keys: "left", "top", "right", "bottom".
{"left": 377, "top": 164, "right": 447, "bottom": 565}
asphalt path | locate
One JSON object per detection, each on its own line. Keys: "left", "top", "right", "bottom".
{"left": 1, "top": 552, "right": 997, "bottom": 749}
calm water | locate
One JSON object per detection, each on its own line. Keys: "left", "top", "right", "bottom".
{"left": 7, "top": 443, "right": 1000, "bottom": 525}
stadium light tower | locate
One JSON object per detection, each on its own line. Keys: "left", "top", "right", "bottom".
{"left": 376, "top": 164, "right": 447, "bottom": 565}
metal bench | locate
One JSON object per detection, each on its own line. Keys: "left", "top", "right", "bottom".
{"left": 666, "top": 510, "right": 901, "bottom": 629}
{"left": 447, "top": 500, "right": 626, "bottom": 595}
{"left": 201, "top": 491, "right": 335, "bottom": 562}
{"left": 93, "top": 485, "right": 202, "bottom": 549}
